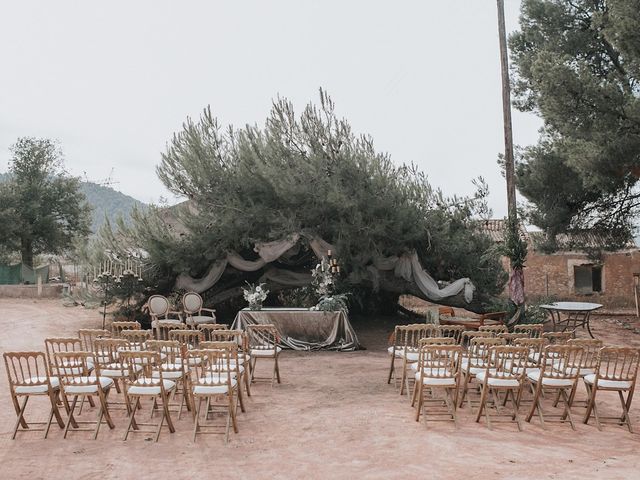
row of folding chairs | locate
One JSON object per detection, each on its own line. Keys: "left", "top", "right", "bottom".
{"left": 4, "top": 324, "right": 283, "bottom": 443}
{"left": 387, "top": 324, "right": 640, "bottom": 432}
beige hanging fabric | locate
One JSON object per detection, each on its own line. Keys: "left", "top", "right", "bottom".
{"left": 174, "top": 235, "right": 475, "bottom": 303}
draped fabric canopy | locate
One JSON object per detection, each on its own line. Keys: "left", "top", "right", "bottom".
{"left": 175, "top": 233, "right": 475, "bottom": 303}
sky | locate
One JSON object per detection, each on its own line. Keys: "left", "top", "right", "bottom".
{"left": 0, "top": 0, "right": 541, "bottom": 216}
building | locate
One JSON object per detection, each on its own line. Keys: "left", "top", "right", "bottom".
{"left": 478, "top": 219, "right": 640, "bottom": 310}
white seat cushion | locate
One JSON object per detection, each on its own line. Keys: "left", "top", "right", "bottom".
{"left": 414, "top": 369, "right": 456, "bottom": 386}
{"left": 15, "top": 376, "right": 60, "bottom": 394}
{"left": 476, "top": 370, "right": 520, "bottom": 387}
{"left": 583, "top": 374, "right": 633, "bottom": 390}
{"left": 193, "top": 377, "right": 237, "bottom": 395}
{"left": 552, "top": 360, "right": 595, "bottom": 377}
{"left": 387, "top": 346, "right": 405, "bottom": 357}
{"left": 251, "top": 347, "right": 282, "bottom": 357}
{"left": 64, "top": 376, "right": 114, "bottom": 394}
{"left": 185, "top": 315, "right": 215, "bottom": 326}
{"left": 527, "top": 370, "right": 574, "bottom": 387}
{"left": 404, "top": 351, "right": 419, "bottom": 362}
{"left": 99, "top": 363, "right": 143, "bottom": 378}
{"left": 460, "top": 359, "right": 486, "bottom": 375}
{"left": 128, "top": 379, "right": 176, "bottom": 396}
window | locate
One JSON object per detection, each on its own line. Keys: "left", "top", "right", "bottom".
{"left": 574, "top": 264, "right": 602, "bottom": 294}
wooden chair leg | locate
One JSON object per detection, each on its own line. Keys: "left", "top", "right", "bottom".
{"left": 475, "top": 383, "right": 489, "bottom": 425}
{"left": 63, "top": 396, "right": 79, "bottom": 438}
{"left": 11, "top": 396, "right": 29, "bottom": 440}
{"left": 583, "top": 384, "right": 598, "bottom": 425}
{"left": 192, "top": 397, "right": 201, "bottom": 442}
{"left": 618, "top": 391, "right": 633, "bottom": 433}
{"left": 387, "top": 356, "right": 396, "bottom": 385}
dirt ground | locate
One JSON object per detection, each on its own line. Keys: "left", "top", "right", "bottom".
{"left": 0, "top": 299, "right": 638, "bottom": 480}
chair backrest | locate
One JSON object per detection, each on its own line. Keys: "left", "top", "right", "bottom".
{"left": 397, "top": 324, "right": 441, "bottom": 351}
{"left": 182, "top": 292, "right": 203, "bottom": 315}
{"left": 417, "top": 344, "right": 461, "bottom": 379}
{"left": 497, "top": 332, "right": 530, "bottom": 344}
{"left": 437, "top": 325, "right": 465, "bottom": 344}
{"left": 146, "top": 340, "right": 184, "bottom": 372}
{"left": 169, "top": 329, "right": 204, "bottom": 349}
{"left": 202, "top": 329, "right": 246, "bottom": 349}
{"left": 486, "top": 346, "right": 529, "bottom": 381}
{"left": 513, "top": 337, "right": 547, "bottom": 366}
{"left": 461, "top": 330, "right": 494, "bottom": 347}
{"left": 513, "top": 324, "right": 544, "bottom": 338}
{"left": 567, "top": 339, "right": 603, "bottom": 370}
{"left": 595, "top": 347, "right": 640, "bottom": 383}
{"left": 118, "top": 350, "right": 165, "bottom": 388}
{"left": 479, "top": 325, "right": 508, "bottom": 334}
{"left": 78, "top": 329, "right": 111, "bottom": 351}
{"left": 189, "top": 346, "right": 235, "bottom": 389}
{"left": 3, "top": 351, "right": 53, "bottom": 392}
{"left": 44, "top": 337, "right": 83, "bottom": 373}
{"left": 246, "top": 324, "right": 279, "bottom": 350}
{"left": 467, "top": 337, "right": 506, "bottom": 365}
{"left": 540, "top": 345, "right": 584, "bottom": 380}
{"left": 542, "top": 331, "right": 575, "bottom": 345}
{"left": 148, "top": 295, "right": 170, "bottom": 319}
{"left": 419, "top": 337, "right": 457, "bottom": 346}
{"left": 120, "top": 329, "right": 153, "bottom": 349}
{"left": 94, "top": 338, "right": 128, "bottom": 364}
{"left": 111, "top": 321, "right": 141, "bottom": 338}
{"left": 156, "top": 321, "right": 185, "bottom": 341}
{"left": 198, "top": 323, "right": 230, "bottom": 341}
{"left": 53, "top": 352, "right": 99, "bottom": 393}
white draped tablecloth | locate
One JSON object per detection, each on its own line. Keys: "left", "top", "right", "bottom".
{"left": 232, "top": 308, "right": 359, "bottom": 351}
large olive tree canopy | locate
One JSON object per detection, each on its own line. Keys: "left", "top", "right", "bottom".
{"left": 105, "top": 90, "right": 506, "bottom": 311}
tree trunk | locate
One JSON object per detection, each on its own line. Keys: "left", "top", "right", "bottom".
{"left": 21, "top": 237, "right": 33, "bottom": 268}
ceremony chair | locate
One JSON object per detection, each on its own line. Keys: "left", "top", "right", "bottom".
{"left": 148, "top": 295, "right": 182, "bottom": 332}
{"left": 526, "top": 345, "right": 584, "bottom": 429}
{"left": 410, "top": 337, "right": 457, "bottom": 406}
{"left": 201, "top": 340, "right": 247, "bottom": 413}
{"left": 54, "top": 351, "right": 115, "bottom": 439}
{"left": 394, "top": 324, "right": 441, "bottom": 395}
{"left": 246, "top": 324, "right": 281, "bottom": 386}
{"left": 513, "top": 323, "right": 544, "bottom": 338}
{"left": 198, "top": 323, "right": 230, "bottom": 341}
{"left": 497, "top": 332, "right": 530, "bottom": 345}
{"left": 189, "top": 346, "right": 239, "bottom": 443}
{"left": 111, "top": 321, "right": 141, "bottom": 338}
{"left": 475, "top": 346, "right": 529, "bottom": 430}
{"left": 202, "top": 329, "right": 251, "bottom": 396}
{"left": 44, "top": 337, "right": 84, "bottom": 373}
{"left": 413, "top": 344, "right": 462, "bottom": 427}
{"left": 3, "top": 351, "right": 65, "bottom": 439}
{"left": 460, "top": 330, "right": 494, "bottom": 348}
{"left": 93, "top": 338, "right": 141, "bottom": 396}
{"left": 182, "top": 291, "right": 217, "bottom": 328}
{"left": 120, "top": 350, "right": 176, "bottom": 442}
{"left": 583, "top": 346, "right": 639, "bottom": 432}
{"left": 78, "top": 329, "right": 111, "bottom": 352}
{"left": 438, "top": 325, "right": 465, "bottom": 344}
{"left": 156, "top": 320, "right": 185, "bottom": 341}
{"left": 120, "top": 329, "right": 153, "bottom": 351}
{"left": 459, "top": 337, "right": 505, "bottom": 408}
{"left": 146, "top": 340, "right": 192, "bottom": 418}
{"left": 542, "top": 331, "right": 575, "bottom": 344}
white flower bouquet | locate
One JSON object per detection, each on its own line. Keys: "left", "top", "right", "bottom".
{"left": 242, "top": 282, "right": 268, "bottom": 310}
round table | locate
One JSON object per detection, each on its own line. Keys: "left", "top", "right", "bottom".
{"left": 539, "top": 301, "right": 603, "bottom": 338}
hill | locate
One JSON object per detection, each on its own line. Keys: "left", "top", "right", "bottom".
{"left": 0, "top": 172, "right": 145, "bottom": 233}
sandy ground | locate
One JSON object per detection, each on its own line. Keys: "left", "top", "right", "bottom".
{"left": 0, "top": 299, "right": 638, "bottom": 480}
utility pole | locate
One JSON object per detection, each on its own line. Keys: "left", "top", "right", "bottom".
{"left": 497, "top": 0, "right": 517, "bottom": 221}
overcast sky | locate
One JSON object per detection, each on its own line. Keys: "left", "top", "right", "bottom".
{"left": 0, "top": 0, "right": 541, "bottom": 216}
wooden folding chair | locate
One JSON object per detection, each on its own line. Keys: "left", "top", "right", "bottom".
{"left": 497, "top": 332, "right": 530, "bottom": 345}
{"left": 460, "top": 330, "right": 495, "bottom": 348}
{"left": 120, "top": 350, "right": 176, "bottom": 442}
{"left": 246, "top": 324, "right": 281, "bottom": 386}
{"left": 584, "top": 346, "right": 640, "bottom": 432}
{"left": 526, "top": 345, "right": 584, "bottom": 430}
{"left": 146, "top": 340, "right": 192, "bottom": 419}
{"left": 475, "top": 346, "right": 529, "bottom": 430}
{"left": 413, "top": 345, "right": 462, "bottom": 427}
{"left": 397, "top": 324, "right": 441, "bottom": 396}
{"left": 3, "top": 351, "right": 66, "bottom": 439}
{"left": 155, "top": 321, "right": 185, "bottom": 341}
{"left": 203, "top": 329, "right": 251, "bottom": 398}
{"left": 78, "top": 329, "right": 111, "bottom": 352}
{"left": 198, "top": 323, "right": 230, "bottom": 341}
{"left": 201, "top": 340, "right": 247, "bottom": 413}
{"left": 111, "top": 321, "right": 141, "bottom": 338}
{"left": 54, "top": 351, "right": 115, "bottom": 439}
{"left": 513, "top": 324, "right": 544, "bottom": 338}
{"left": 93, "top": 338, "right": 139, "bottom": 399}
{"left": 189, "top": 346, "right": 239, "bottom": 443}
{"left": 543, "top": 331, "right": 575, "bottom": 345}
{"left": 120, "top": 329, "right": 153, "bottom": 351}
{"left": 44, "top": 337, "right": 84, "bottom": 373}
{"left": 459, "top": 337, "right": 505, "bottom": 408}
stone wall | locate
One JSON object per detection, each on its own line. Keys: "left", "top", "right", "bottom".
{"left": 523, "top": 249, "right": 640, "bottom": 309}
{"left": 0, "top": 284, "right": 64, "bottom": 298}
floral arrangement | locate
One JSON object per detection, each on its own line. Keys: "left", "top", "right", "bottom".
{"left": 311, "top": 293, "right": 349, "bottom": 313}
{"left": 311, "top": 257, "right": 334, "bottom": 296}
{"left": 242, "top": 282, "right": 268, "bottom": 310}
